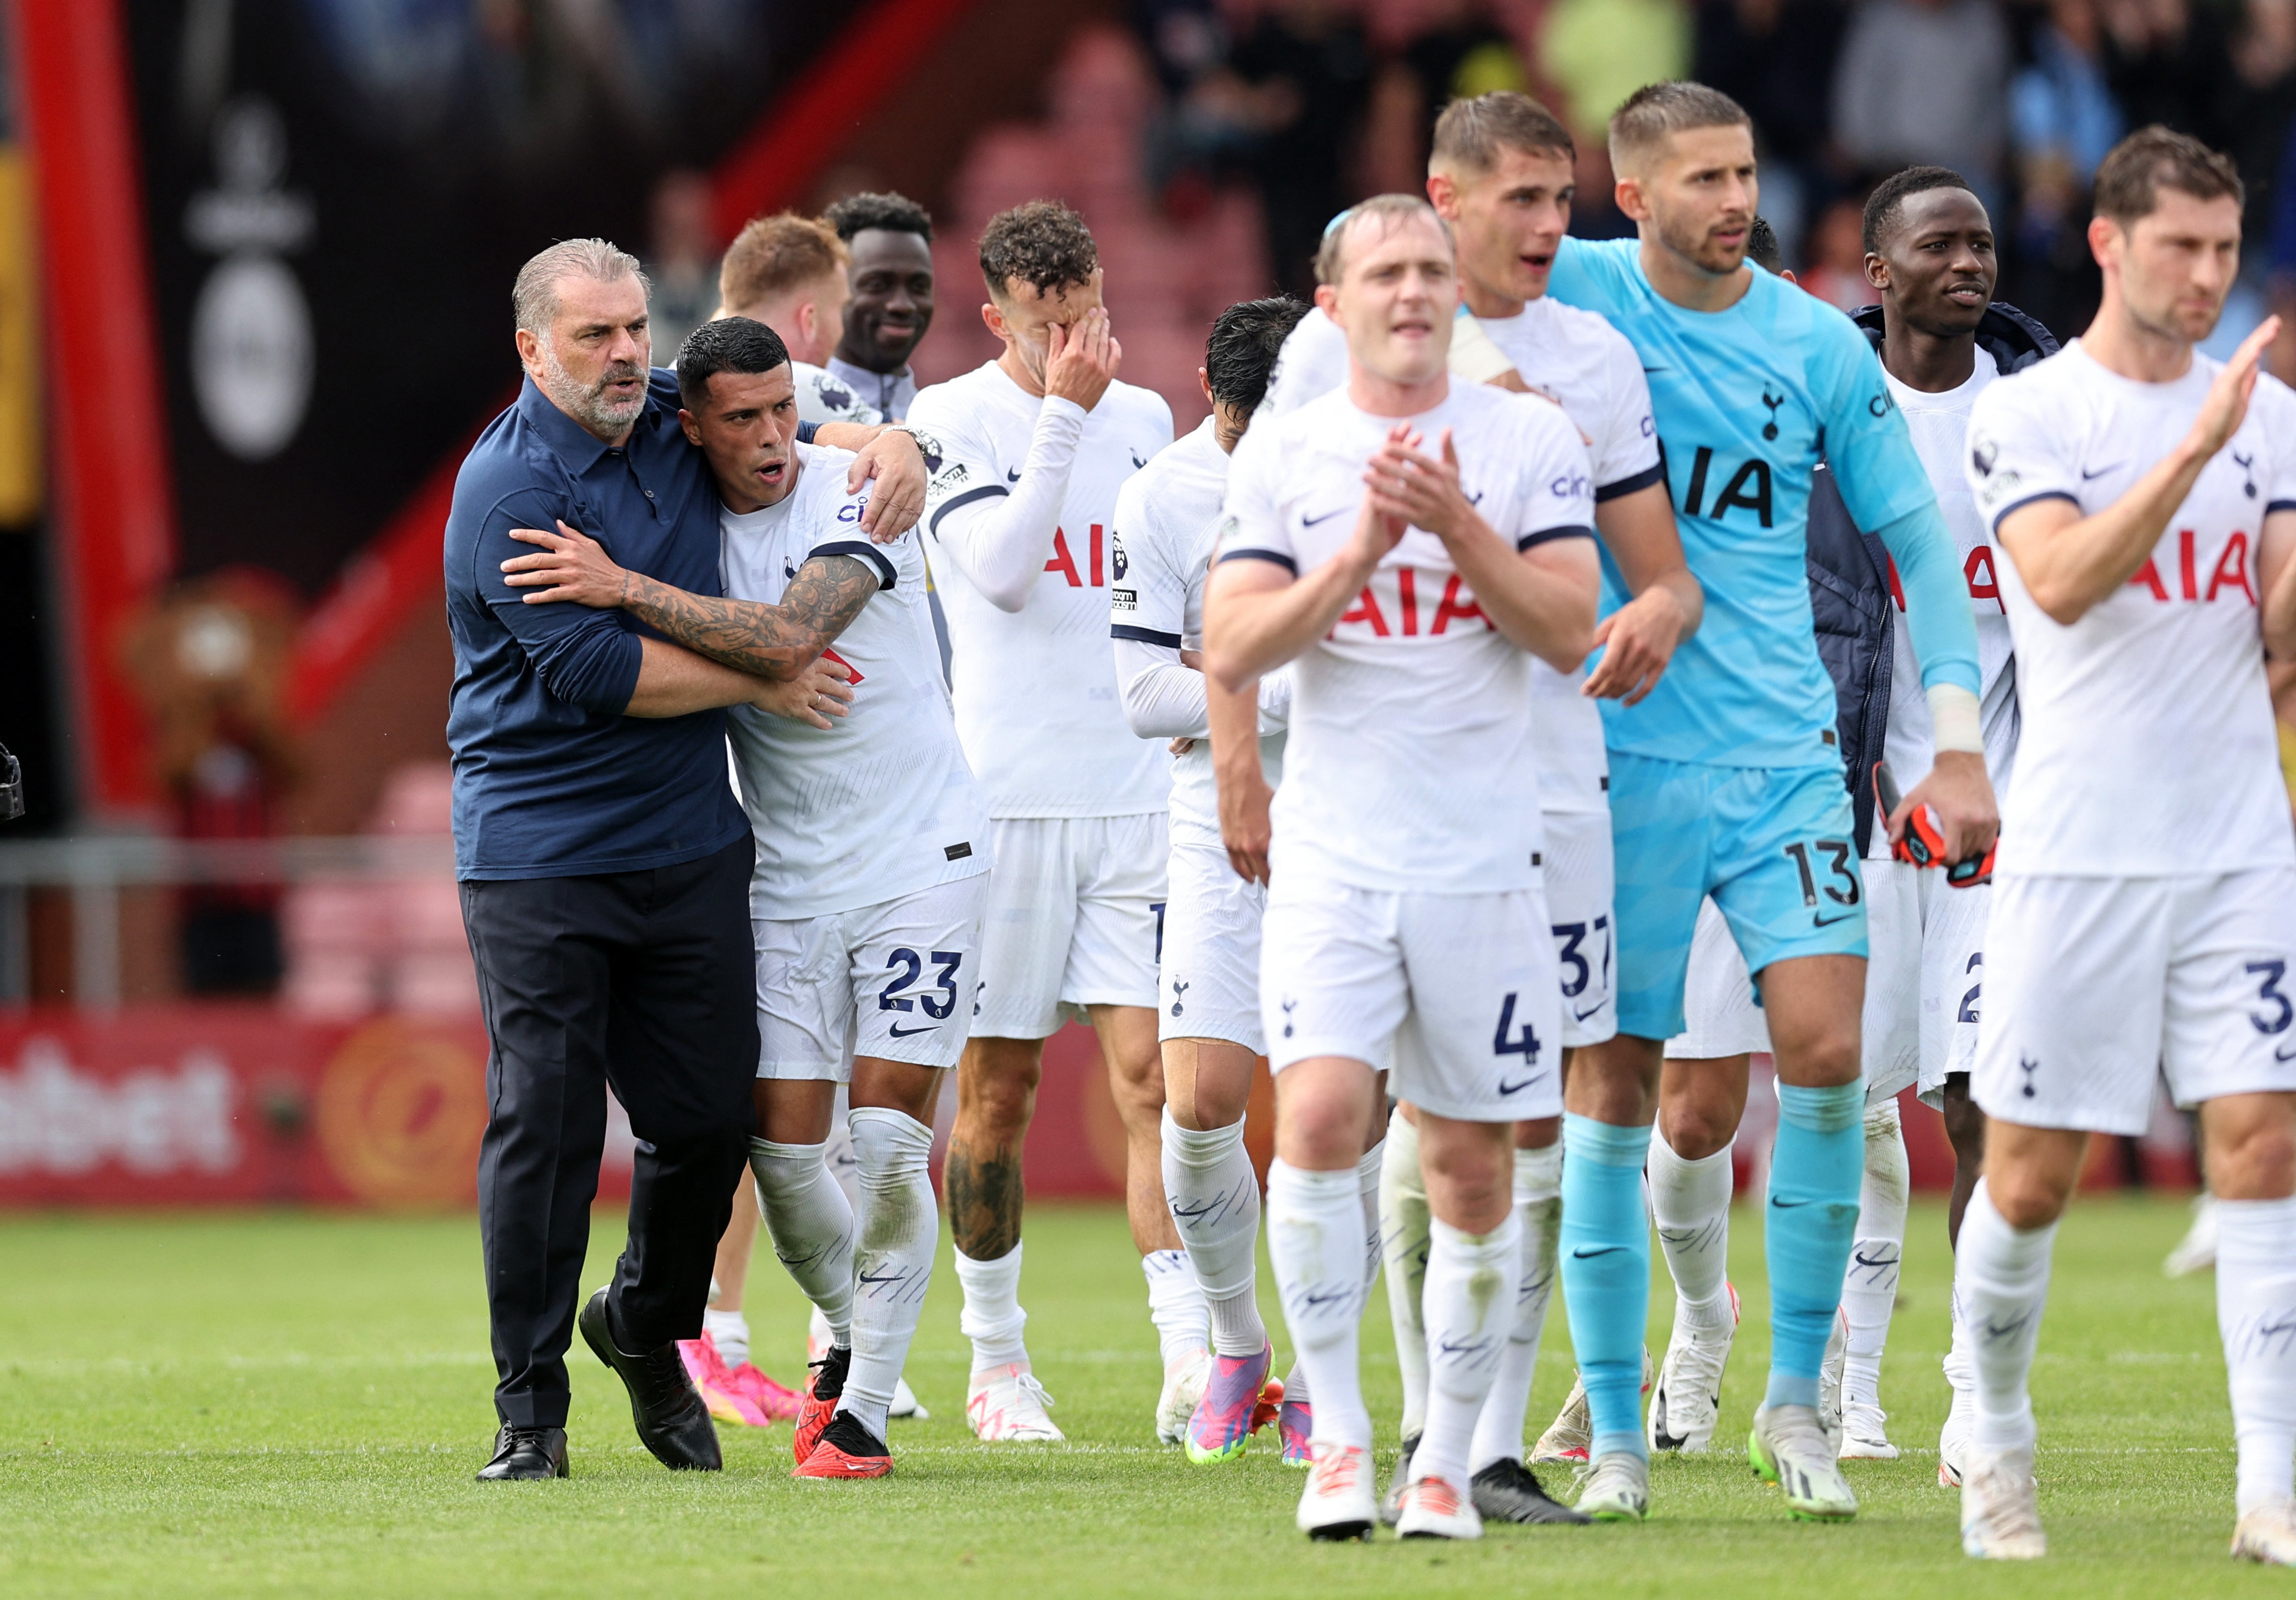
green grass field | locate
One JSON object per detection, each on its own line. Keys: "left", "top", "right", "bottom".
{"left": 0, "top": 1193, "right": 2274, "bottom": 1596}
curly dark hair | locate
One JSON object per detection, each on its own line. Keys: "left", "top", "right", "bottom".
{"left": 823, "top": 190, "right": 933, "bottom": 244}
{"left": 978, "top": 200, "right": 1100, "bottom": 299}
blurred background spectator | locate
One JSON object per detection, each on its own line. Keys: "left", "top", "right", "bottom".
{"left": 642, "top": 169, "right": 724, "bottom": 361}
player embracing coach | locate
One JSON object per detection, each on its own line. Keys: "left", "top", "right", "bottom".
{"left": 445, "top": 239, "right": 918, "bottom": 1483}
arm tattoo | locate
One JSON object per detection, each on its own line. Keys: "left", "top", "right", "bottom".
{"left": 620, "top": 554, "right": 878, "bottom": 681}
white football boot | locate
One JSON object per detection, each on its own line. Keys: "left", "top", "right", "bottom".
{"left": 1960, "top": 1444, "right": 2045, "bottom": 1559}
{"left": 965, "top": 1362, "right": 1063, "bottom": 1441}
{"left": 1154, "top": 1348, "right": 1212, "bottom": 1446}
{"left": 2233, "top": 1499, "right": 2296, "bottom": 1565}
{"left": 1396, "top": 1474, "right": 1482, "bottom": 1540}
{"left": 2163, "top": 1192, "right": 2218, "bottom": 1278}
{"left": 1650, "top": 1284, "right": 1739, "bottom": 1454}
{"left": 1575, "top": 1451, "right": 1651, "bottom": 1522}
{"left": 1749, "top": 1403, "right": 1858, "bottom": 1522}
{"left": 1297, "top": 1443, "right": 1377, "bottom": 1541}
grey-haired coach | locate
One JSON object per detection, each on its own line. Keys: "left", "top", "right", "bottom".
{"left": 447, "top": 239, "right": 922, "bottom": 1481}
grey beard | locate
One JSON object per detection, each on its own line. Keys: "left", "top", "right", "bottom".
{"left": 540, "top": 348, "right": 646, "bottom": 436}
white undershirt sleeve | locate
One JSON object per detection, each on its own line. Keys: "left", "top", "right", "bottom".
{"left": 926, "top": 395, "right": 1087, "bottom": 612}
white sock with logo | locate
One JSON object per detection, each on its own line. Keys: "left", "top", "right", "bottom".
{"left": 1268, "top": 1159, "right": 1371, "bottom": 1451}
{"left": 839, "top": 1108, "right": 937, "bottom": 1439}
{"left": 1470, "top": 1143, "right": 1562, "bottom": 1473}
{"left": 1413, "top": 1212, "right": 1523, "bottom": 1492}
{"left": 1954, "top": 1179, "right": 2055, "bottom": 1456}
{"left": 1648, "top": 1126, "right": 1734, "bottom": 1329}
{"left": 1841, "top": 1101, "right": 1909, "bottom": 1414}
{"left": 2216, "top": 1196, "right": 2296, "bottom": 1515}
{"left": 1160, "top": 1109, "right": 1265, "bottom": 1357}
{"left": 748, "top": 1138, "right": 856, "bottom": 1346}
{"left": 1379, "top": 1109, "right": 1432, "bottom": 1440}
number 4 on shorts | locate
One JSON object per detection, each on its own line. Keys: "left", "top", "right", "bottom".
{"left": 1493, "top": 992, "right": 1542, "bottom": 1063}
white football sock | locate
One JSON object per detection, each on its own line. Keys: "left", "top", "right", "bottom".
{"left": 1268, "top": 1159, "right": 1371, "bottom": 1450}
{"left": 1160, "top": 1109, "right": 1265, "bottom": 1357}
{"left": 1944, "top": 1284, "right": 1974, "bottom": 1408}
{"left": 1954, "top": 1178, "right": 2056, "bottom": 1455}
{"left": 955, "top": 1240, "right": 1030, "bottom": 1374}
{"left": 823, "top": 1086, "right": 860, "bottom": 1205}
{"left": 1143, "top": 1248, "right": 1209, "bottom": 1367}
{"left": 1648, "top": 1125, "right": 1734, "bottom": 1327}
{"left": 1379, "top": 1108, "right": 1432, "bottom": 1440}
{"left": 749, "top": 1137, "right": 855, "bottom": 1345}
{"left": 1470, "top": 1143, "right": 1562, "bottom": 1473}
{"left": 701, "top": 1307, "right": 750, "bottom": 1370}
{"left": 1842, "top": 1100, "right": 1909, "bottom": 1410}
{"left": 1358, "top": 1137, "right": 1386, "bottom": 1292}
{"left": 838, "top": 1108, "right": 938, "bottom": 1438}
{"left": 1413, "top": 1211, "right": 1523, "bottom": 1490}
{"left": 2215, "top": 1195, "right": 2296, "bottom": 1515}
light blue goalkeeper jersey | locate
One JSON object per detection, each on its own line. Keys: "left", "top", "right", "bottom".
{"left": 1547, "top": 236, "right": 1980, "bottom": 771}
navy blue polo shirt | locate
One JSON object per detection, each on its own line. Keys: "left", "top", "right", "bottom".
{"left": 444, "top": 369, "right": 747, "bottom": 880}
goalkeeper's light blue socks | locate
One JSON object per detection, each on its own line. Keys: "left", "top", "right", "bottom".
{"left": 1763, "top": 1081, "right": 1865, "bottom": 1410}
{"left": 1560, "top": 1112, "right": 1653, "bottom": 1459}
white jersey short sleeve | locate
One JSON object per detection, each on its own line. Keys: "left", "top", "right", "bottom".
{"left": 908, "top": 363, "right": 1175, "bottom": 818}
{"left": 1965, "top": 342, "right": 2296, "bottom": 876}
{"left": 1869, "top": 351, "right": 2020, "bottom": 857}
{"left": 1480, "top": 298, "right": 1664, "bottom": 814}
{"left": 1111, "top": 419, "right": 1286, "bottom": 848}
{"left": 720, "top": 441, "right": 991, "bottom": 918}
{"left": 1216, "top": 382, "right": 1596, "bottom": 893}
{"left": 793, "top": 361, "right": 885, "bottom": 427}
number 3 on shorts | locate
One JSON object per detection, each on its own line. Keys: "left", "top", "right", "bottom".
{"left": 2246, "top": 958, "right": 2293, "bottom": 1036}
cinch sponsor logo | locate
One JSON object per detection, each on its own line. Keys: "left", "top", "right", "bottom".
{"left": 1329, "top": 566, "right": 1492, "bottom": 639}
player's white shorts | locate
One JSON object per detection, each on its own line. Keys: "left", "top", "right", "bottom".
{"left": 1160, "top": 839, "right": 1265, "bottom": 1052}
{"left": 1665, "top": 863, "right": 1988, "bottom": 1107}
{"left": 975, "top": 812, "right": 1168, "bottom": 1040}
{"left": 1975, "top": 866, "right": 2296, "bottom": 1136}
{"left": 1545, "top": 807, "right": 1618, "bottom": 1049}
{"left": 1666, "top": 897, "right": 1771, "bottom": 1061}
{"left": 756, "top": 874, "right": 990, "bottom": 1079}
{"left": 1260, "top": 876, "right": 1562, "bottom": 1122}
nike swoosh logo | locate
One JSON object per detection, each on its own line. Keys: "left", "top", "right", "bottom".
{"left": 1497, "top": 1077, "right": 1536, "bottom": 1095}
{"left": 1303, "top": 506, "right": 1347, "bottom": 526}
{"left": 1813, "top": 911, "right": 1857, "bottom": 927}
{"left": 887, "top": 1022, "right": 936, "bottom": 1038}
{"left": 1571, "top": 1245, "right": 1626, "bottom": 1259}
{"left": 2278, "top": 1041, "right": 2296, "bottom": 1062}
{"left": 1641, "top": 365, "right": 1670, "bottom": 375}
{"left": 1006, "top": 467, "right": 1021, "bottom": 481}
{"left": 1572, "top": 1002, "right": 1604, "bottom": 1021}
{"left": 2080, "top": 464, "right": 2120, "bottom": 480}
{"left": 1770, "top": 1196, "right": 1813, "bottom": 1208}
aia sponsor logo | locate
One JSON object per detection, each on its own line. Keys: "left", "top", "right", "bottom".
{"left": 2127, "top": 529, "right": 2258, "bottom": 605}
{"left": 1328, "top": 566, "right": 1492, "bottom": 639}
{"left": 1043, "top": 523, "right": 1113, "bottom": 587}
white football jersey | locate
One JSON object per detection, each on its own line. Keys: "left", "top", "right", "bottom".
{"left": 1110, "top": 418, "right": 1286, "bottom": 847}
{"left": 1479, "top": 298, "right": 1662, "bottom": 814}
{"left": 721, "top": 441, "right": 990, "bottom": 918}
{"left": 1217, "top": 381, "right": 1596, "bottom": 893}
{"left": 1265, "top": 298, "right": 1655, "bottom": 814}
{"left": 1965, "top": 341, "right": 2296, "bottom": 876}
{"left": 909, "top": 361, "right": 1175, "bottom": 817}
{"left": 793, "top": 361, "right": 884, "bottom": 427}
{"left": 1869, "top": 351, "right": 2020, "bottom": 857}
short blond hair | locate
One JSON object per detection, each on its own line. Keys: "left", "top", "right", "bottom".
{"left": 718, "top": 212, "right": 847, "bottom": 311}
{"left": 1314, "top": 194, "right": 1453, "bottom": 286}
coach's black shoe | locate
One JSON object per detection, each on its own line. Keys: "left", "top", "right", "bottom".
{"left": 476, "top": 1424, "right": 569, "bottom": 1482}
{"left": 578, "top": 1286, "right": 723, "bottom": 1471}
{"left": 1380, "top": 1433, "right": 1418, "bottom": 1526}
{"left": 1472, "top": 1457, "right": 1591, "bottom": 1524}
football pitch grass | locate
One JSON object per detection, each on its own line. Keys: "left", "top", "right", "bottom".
{"left": 0, "top": 1195, "right": 2274, "bottom": 1597}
